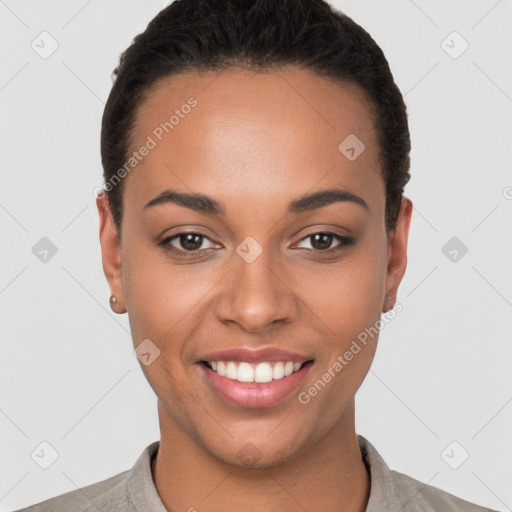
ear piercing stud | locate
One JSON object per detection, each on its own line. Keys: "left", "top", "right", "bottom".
{"left": 110, "top": 295, "right": 119, "bottom": 312}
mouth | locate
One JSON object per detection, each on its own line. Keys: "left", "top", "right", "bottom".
{"left": 198, "top": 359, "right": 314, "bottom": 408}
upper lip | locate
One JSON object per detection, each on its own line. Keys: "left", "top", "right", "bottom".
{"left": 198, "top": 347, "right": 313, "bottom": 364}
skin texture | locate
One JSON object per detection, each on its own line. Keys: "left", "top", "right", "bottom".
{"left": 97, "top": 67, "right": 412, "bottom": 512}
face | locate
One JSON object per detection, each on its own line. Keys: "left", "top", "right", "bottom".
{"left": 98, "top": 67, "right": 412, "bottom": 468}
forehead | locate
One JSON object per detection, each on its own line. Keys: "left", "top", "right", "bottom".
{"left": 126, "top": 67, "right": 383, "bottom": 217}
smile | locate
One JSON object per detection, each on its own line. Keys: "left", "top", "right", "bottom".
{"left": 199, "top": 359, "right": 314, "bottom": 408}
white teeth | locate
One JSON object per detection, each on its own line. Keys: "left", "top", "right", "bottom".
{"left": 255, "top": 362, "right": 273, "bottom": 383}
{"left": 284, "top": 361, "right": 294, "bottom": 376}
{"left": 225, "top": 361, "right": 238, "bottom": 380}
{"left": 272, "top": 362, "right": 285, "bottom": 380}
{"left": 237, "top": 362, "right": 255, "bottom": 382}
{"left": 207, "top": 360, "right": 306, "bottom": 383}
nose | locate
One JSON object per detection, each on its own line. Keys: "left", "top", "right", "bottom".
{"left": 214, "top": 248, "right": 299, "bottom": 333}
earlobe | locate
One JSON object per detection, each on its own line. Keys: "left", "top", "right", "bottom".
{"left": 383, "top": 197, "right": 413, "bottom": 312}
{"left": 96, "top": 193, "right": 127, "bottom": 314}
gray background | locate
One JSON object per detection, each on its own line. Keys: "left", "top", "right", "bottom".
{"left": 0, "top": 0, "right": 511, "bottom": 510}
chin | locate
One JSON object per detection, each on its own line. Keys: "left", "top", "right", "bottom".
{"left": 205, "top": 435, "right": 305, "bottom": 470}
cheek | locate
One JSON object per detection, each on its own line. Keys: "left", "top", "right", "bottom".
{"left": 122, "top": 239, "right": 219, "bottom": 354}
{"left": 304, "top": 244, "right": 387, "bottom": 341}
{"left": 121, "top": 245, "right": 208, "bottom": 396}
{"left": 296, "top": 255, "right": 385, "bottom": 418}
{"left": 122, "top": 238, "right": 177, "bottom": 341}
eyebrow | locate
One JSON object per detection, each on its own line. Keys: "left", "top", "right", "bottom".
{"left": 143, "top": 188, "right": 369, "bottom": 215}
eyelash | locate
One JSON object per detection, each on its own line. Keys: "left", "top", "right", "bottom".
{"left": 157, "top": 231, "right": 355, "bottom": 258}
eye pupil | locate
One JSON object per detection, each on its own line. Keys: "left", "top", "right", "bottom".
{"left": 311, "top": 233, "right": 333, "bottom": 250}
{"left": 180, "top": 233, "right": 203, "bottom": 251}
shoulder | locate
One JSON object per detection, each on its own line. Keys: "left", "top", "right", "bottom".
{"left": 388, "top": 468, "right": 498, "bottom": 512}
{"left": 357, "top": 435, "right": 498, "bottom": 512}
{"left": 11, "top": 470, "right": 132, "bottom": 512}
{"left": 11, "top": 440, "right": 161, "bottom": 512}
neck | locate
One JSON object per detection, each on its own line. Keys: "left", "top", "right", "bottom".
{"left": 153, "top": 399, "right": 370, "bottom": 512}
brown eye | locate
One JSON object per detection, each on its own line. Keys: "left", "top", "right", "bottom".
{"left": 158, "top": 232, "right": 219, "bottom": 257}
{"left": 173, "top": 233, "right": 205, "bottom": 251}
{"left": 294, "top": 232, "right": 355, "bottom": 254}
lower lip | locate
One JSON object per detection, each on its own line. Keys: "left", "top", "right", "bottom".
{"left": 199, "top": 361, "right": 313, "bottom": 408}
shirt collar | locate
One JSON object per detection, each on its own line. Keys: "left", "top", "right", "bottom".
{"left": 357, "top": 434, "right": 397, "bottom": 511}
{"left": 126, "top": 440, "right": 167, "bottom": 512}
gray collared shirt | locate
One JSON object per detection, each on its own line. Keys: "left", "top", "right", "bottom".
{"left": 14, "top": 435, "right": 498, "bottom": 511}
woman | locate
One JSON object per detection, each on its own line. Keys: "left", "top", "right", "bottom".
{"left": 15, "top": 0, "right": 499, "bottom": 510}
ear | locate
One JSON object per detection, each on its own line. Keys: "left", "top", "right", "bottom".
{"left": 383, "top": 197, "right": 413, "bottom": 312}
{"left": 96, "top": 192, "right": 126, "bottom": 314}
